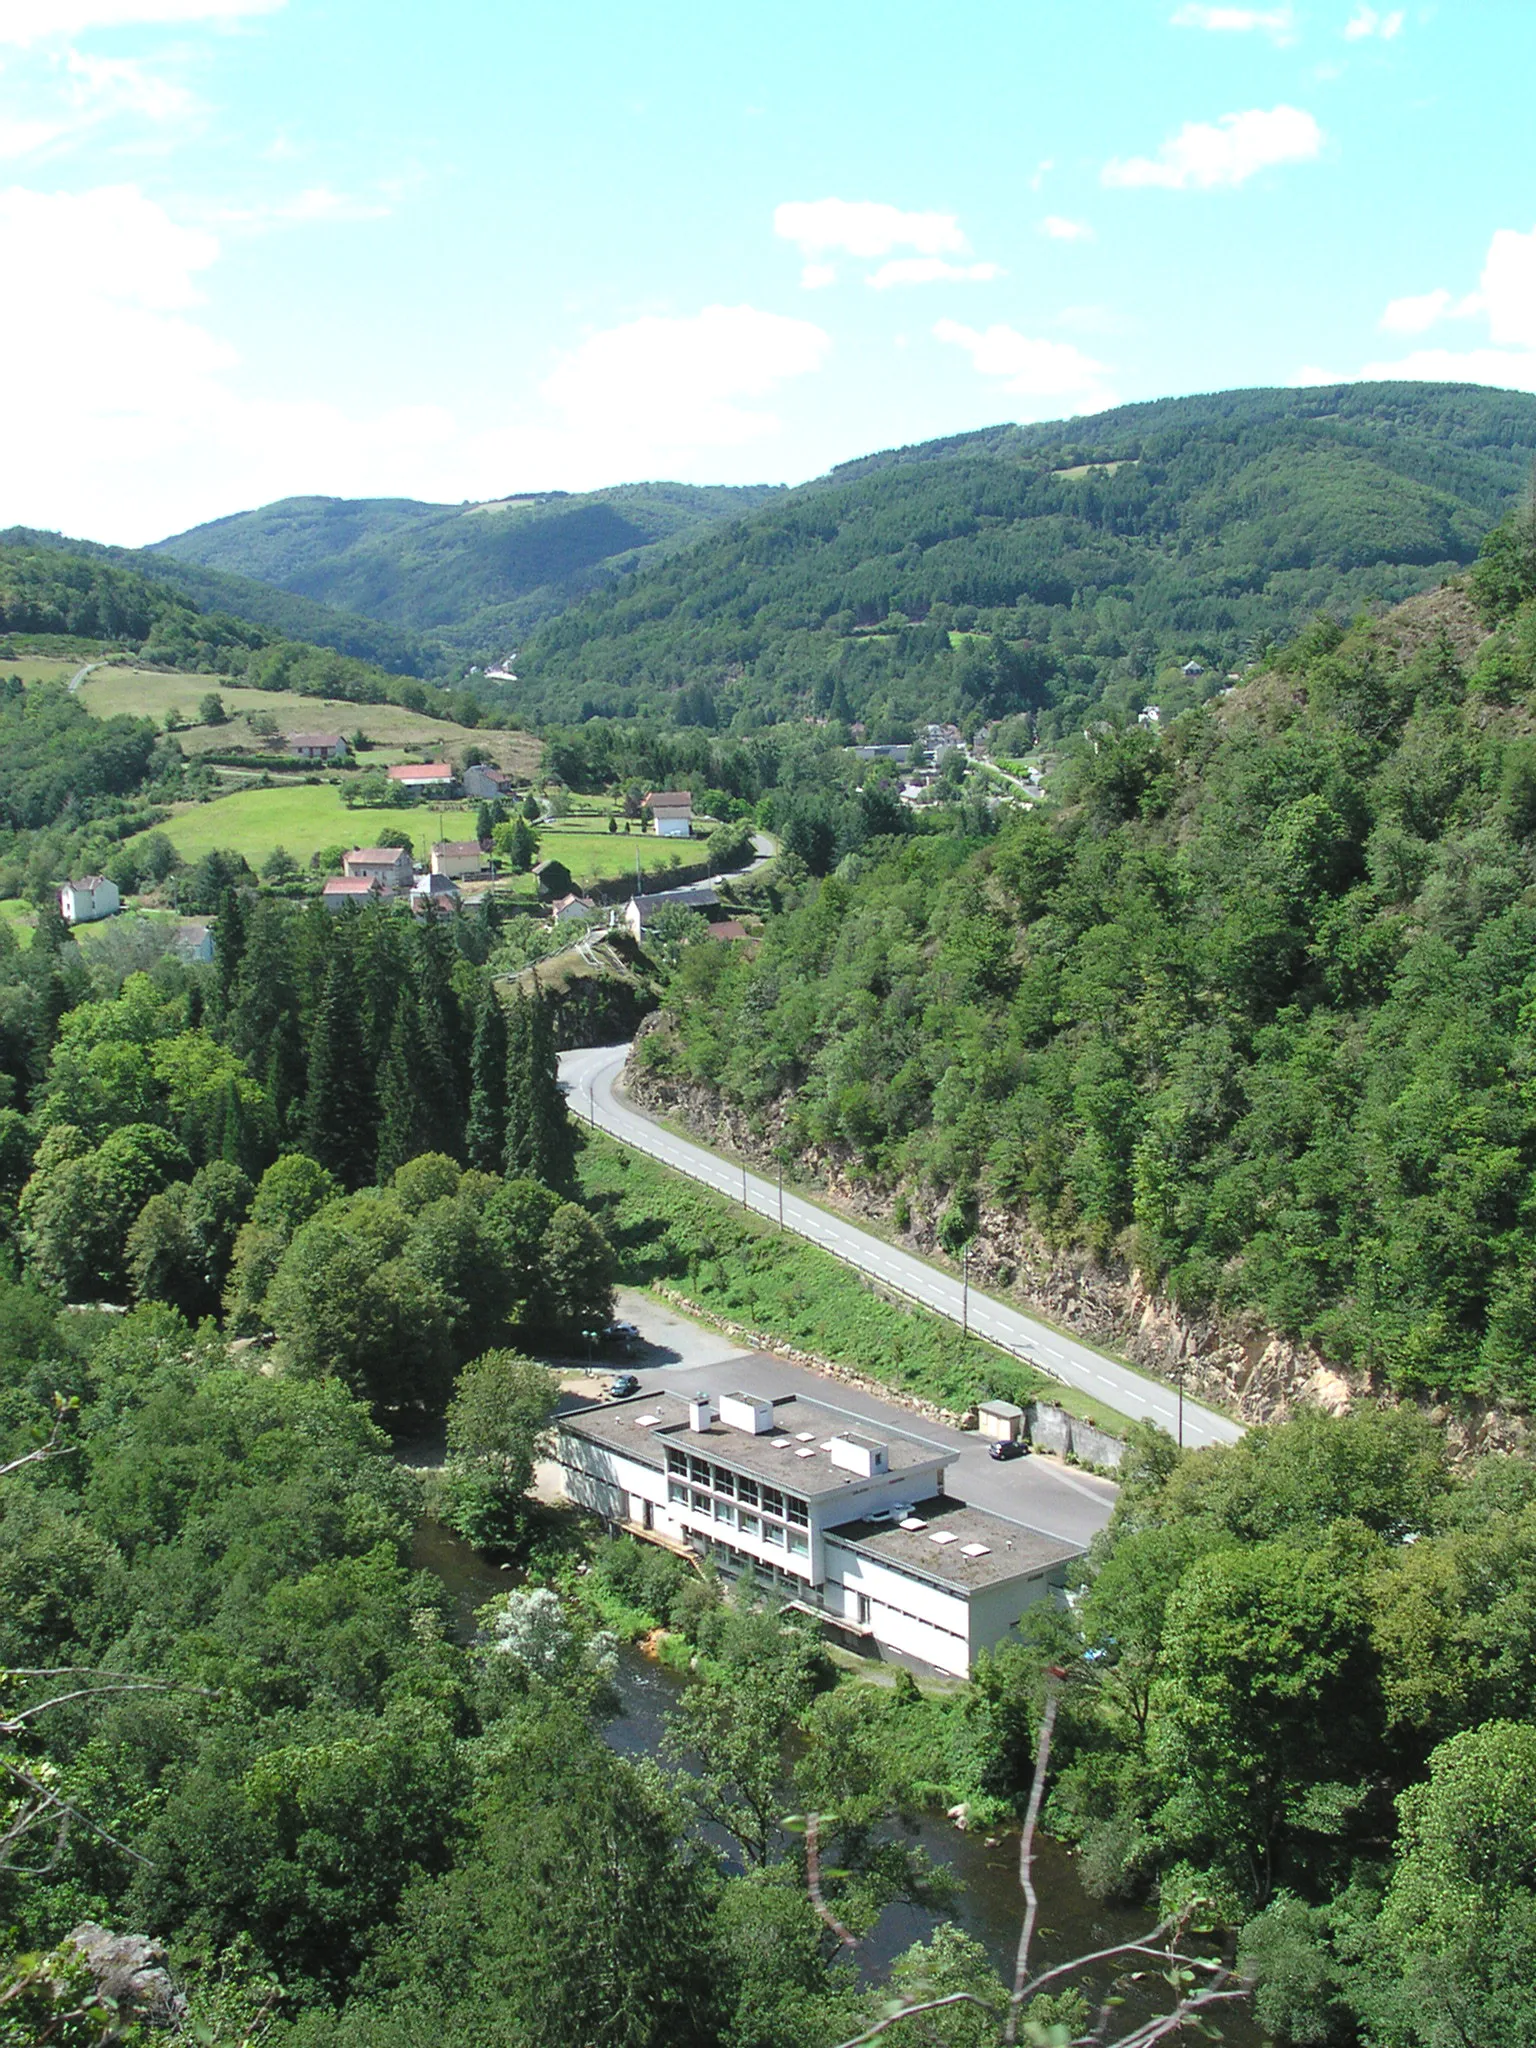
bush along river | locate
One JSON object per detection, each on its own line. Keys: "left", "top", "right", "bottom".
{"left": 413, "top": 1517, "right": 1263, "bottom": 2039}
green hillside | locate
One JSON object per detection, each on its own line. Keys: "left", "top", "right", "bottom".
{"left": 640, "top": 499, "right": 1536, "bottom": 1410}
{"left": 1, "top": 525, "right": 436, "bottom": 676}
{"left": 512, "top": 381, "right": 1536, "bottom": 732}
{"left": 152, "top": 480, "right": 786, "bottom": 659}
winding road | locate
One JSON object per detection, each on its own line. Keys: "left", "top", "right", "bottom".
{"left": 559, "top": 1041, "right": 1243, "bottom": 1450}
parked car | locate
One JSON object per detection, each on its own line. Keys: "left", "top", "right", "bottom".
{"left": 608, "top": 1373, "right": 641, "bottom": 1399}
{"left": 988, "top": 1438, "right": 1028, "bottom": 1461}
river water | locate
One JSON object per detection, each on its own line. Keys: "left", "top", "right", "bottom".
{"left": 413, "top": 1519, "right": 1262, "bottom": 2040}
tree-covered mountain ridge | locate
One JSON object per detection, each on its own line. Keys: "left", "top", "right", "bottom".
{"left": 513, "top": 380, "right": 1536, "bottom": 733}
{"left": 634, "top": 504, "right": 1536, "bottom": 1430}
{"left": 151, "top": 480, "right": 787, "bottom": 664}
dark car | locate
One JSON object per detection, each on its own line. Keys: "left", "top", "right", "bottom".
{"left": 988, "top": 1438, "right": 1027, "bottom": 1461}
{"left": 608, "top": 1373, "right": 641, "bottom": 1399}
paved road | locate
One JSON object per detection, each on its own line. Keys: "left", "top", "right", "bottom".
{"left": 561, "top": 1043, "right": 1243, "bottom": 1450}
{"left": 610, "top": 1289, "right": 1115, "bottom": 1548}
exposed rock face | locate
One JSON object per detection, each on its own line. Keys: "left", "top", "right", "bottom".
{"left": 623, "top": 1042, "right": 1525, "bottom": 1450}
{"left": 66, "top": 1924, "right": 187, "bottom": 2032}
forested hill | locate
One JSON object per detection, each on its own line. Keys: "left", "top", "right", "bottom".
{"left": 514, "top": 381, "right": 1536, "bottom": 732}
{"left": 152, "top": 481, "right": 786, "bottom": 661}
{"left": 2, "top": 526, "right": 435, "bottom": 677}
{"left": 641, "top": 504, "right": 1536, "bottom": 1412}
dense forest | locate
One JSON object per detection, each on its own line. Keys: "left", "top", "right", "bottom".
{"left": 638, "top": 503, "right": 1536, "bottom": 1409}
{"left": 511, "top": 383, "right": 1536, "bottom": 734}
{"left": 1, "top": 528, "right": 435, "bottom": 679}
{"left": 153, "top": 482, "right": 785, "bottom": 662}
{"left": 0, "top": 538, "right": 489, "bottom": 726}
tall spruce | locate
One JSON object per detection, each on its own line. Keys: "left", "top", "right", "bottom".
{"left": 465, "top": 990, "right": 510, "bottom": 1173}
{"left": 231, "top": 900, "right": 307, "bottom": 1135}
{"left": 375, "top": 987, "right": 427, "bottom": 1181}
{"left": 504, "top": 986, "right": 576, "bottom": 1191}
{"left": 413, "top": 920, "right": 466, "bottom": 1158}
{"left": 302, "top": 942, "right": 376, "bottom": 1189}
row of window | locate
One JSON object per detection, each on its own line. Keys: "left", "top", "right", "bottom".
{"left": 665, "top": 1447, "right": 808, "bottom": 1525}
{"left": 691, "top": 1534, "right": 811, "bottom": 1595}
{"left": 667, "top": 1480, "right": 811, "bottom": 1554}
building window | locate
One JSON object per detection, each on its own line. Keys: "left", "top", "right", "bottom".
{"left": 736, "top": 1477, "right": 759, "bottom": 1507}
{"left": 737, "top": 1512, "right": 759, "bottom": 1539}
{"left": 763, "top": 1520, "right": 786, "bottom": 1548}
{"left": 691, "top": 1490, "right": 710, "bottom": 1513}
{"left": 689, "top": 1457, "right": 710, "bottom": 1485}
{"left": 713, "top": 1498, "right": 735, "bottom": 1527}
{"left": 666, "top": 1448, "right": 687, "bottom": 1476}
{"left": 761, "top": 1485, "right": 784, "bottom": 1517}
{"left": 711, "top": 1466, "right": 736, "bottom": 1497}
{"left": 787, "top": 1496, "right": 809, "bottom": 1527}
{"left": 788, "top": 1529, "right": 809, "bottom": 1556}
{"left": 667, "top": 1479, "right": 687, "bottom": 1505}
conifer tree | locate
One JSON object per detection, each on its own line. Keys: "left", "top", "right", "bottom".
{"left": 375, "top": 987, "right": 427, "bottom": 1182}
{"left": 231, "top": 901, "right": 307, "bottom": 1135}
{"left": 413, "top": 919, "right": 465, "bottom": 1157}
{"left": 465, "top": 990, "right": 509, "bottom": 1173}
{"left": 303, "top": 943, "right": 376, "bottom": 1189}
{"left": 504, "top": 987, "right": 576, "bottom": 1192}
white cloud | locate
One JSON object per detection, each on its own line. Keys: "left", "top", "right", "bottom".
{"left": 0, "top": 0, "right": 283, "bottom": 43}
{"left": 64, "top": 49, "right": 192, "bottom": 121}
{"left": 0, "top": 45, "right": 195, "bottom": 159}
{"left": 540, "top": 304, "right": 830, "bottom": 450}
{"left": 217, "top": 184, "right": 391, "bottom": 229}
{"left": 799, "top": 261, "right": 837, "bottom": 290}
{"left": 1483, "top": 225, "right": 1536, "bottom": 348}
{"left": 1338, "top": 223, "right": 1536, "bottom": 398}
{"left": 866, "top": 256, "right": 1000, "bottom": 289}
{"left": 933, "top": 318, "right": 1116, "bottom": 414}
{"left": 1170, "top": 5, "right": 1296, "bottom": 43}
{"left": 1380, "top": 286, "right": 1455, "bottom": 334}
{"left": 774, "top": 197, "right": 966, "bottom": 259}
{"left": 1344, "top": 6, "right": 1404, "bottom": 40}
{"left": 1103, "top": 104, "right": 1323, "bottom": 190}
{"left": 1038, "top": 215, "right": 1094, "bottom": 242}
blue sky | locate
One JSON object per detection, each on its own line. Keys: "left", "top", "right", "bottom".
{"left": 2, "top": 0, "right": 1534, "bottom": 544}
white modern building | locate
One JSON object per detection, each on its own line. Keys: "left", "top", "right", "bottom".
{"left": 555, "top": 1383, "right": 1082, "bottom": 1677}
{"left": 59, "top": 876, "right": 120, "bottom": 925}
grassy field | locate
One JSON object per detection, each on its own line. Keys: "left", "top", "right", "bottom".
{"left": 75, "top": 666, "right": 542, "bottom": 776}
{"left": 578, "top": 1132, "right": 1136, "bottom": 1438}
{"left": 125, "top": 786, "right": 487, "bottom": 867}
{"left": 2, "top": 654, "right": 89, "bottom": 687}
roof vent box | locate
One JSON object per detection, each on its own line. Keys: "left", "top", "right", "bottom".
{"left": 718, "top": 1392, "right": 775, "bottom": 1436}
{"left": 688, "top": 1395, "right": 715, "bottom": 1433}
{"left": 829, "top": 1433, "right": 888, "bottom": 1478}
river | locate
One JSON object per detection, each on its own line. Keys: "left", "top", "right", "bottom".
{"left": 413, "top": 1519, "right": 1262, "bottom": 2040}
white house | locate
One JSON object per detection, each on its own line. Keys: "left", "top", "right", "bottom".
{"left": 550, "top": 893, "right": 597, "bottom": 924}
{"left": 173, "top": 921, "right": 215, "bottom": 964}
{"left": 645, "top": 790, "right": 693, "bottom": 839}
{"left": 286, "top": 732, "right": 349, "bottom": 762}
{"left": 462, "top": 764, "right": 512, "bottom": 801}
{"left": 59, "top": 876, "right": 120, "bottom": 925}
{"left": 623, "top": 884, "right": 718, "bottom": 939}
{"left": 322, "top": 876, "right": 385, "bottom": 911}
{"left": 342, "top": 846, "right": 415, "bottom": 891}
{"left": 554, "top": 1382, "right": 1082, "bottom": 1677}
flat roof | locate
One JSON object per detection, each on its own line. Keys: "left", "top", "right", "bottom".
{"left": 828, "top": 1496, "right": 1084, "bottom": 1593}
{"left": 560, "top": 1380, "right": 953, "bottom": 1499}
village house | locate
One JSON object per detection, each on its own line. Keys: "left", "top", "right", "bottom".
{"left": 555, "top": 1384, "right": 1082, "bottom": 1677}
{"left": 644, "top": 790, "right": 693, "bottom": 839}
{"left": 173, "top": 921, "right": 215, "bottom": 964}
{"left": 387, "top": 762, "right": 455, "bottom": 794}
{"left": 322, "top": 876, "right": 385, "bottom": 911}
{"left": 550, "top": 892, "right": 597, "bottom": 924}
{"left": 409, "top": 872, "right": 461, "bottom": 916}
{"left": 623, "top": 883, "right": 719, "bottom": 939}
{"left": 462, "top": 764, "right": 512, "bottom": 801}
{"left": 341, "top": 846, "right": 415, "bottom": 891}
{"left": 59, "top": 876, "right": 120, "bottom": 925}
{"left": 430, "top": 840, "right": 487, "bottom": 881}
{"left": 706, "top": 919, "right": 749, "bottom": 942}
{"left": 286, "top": 732, "right": 349, "bottom": 762}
